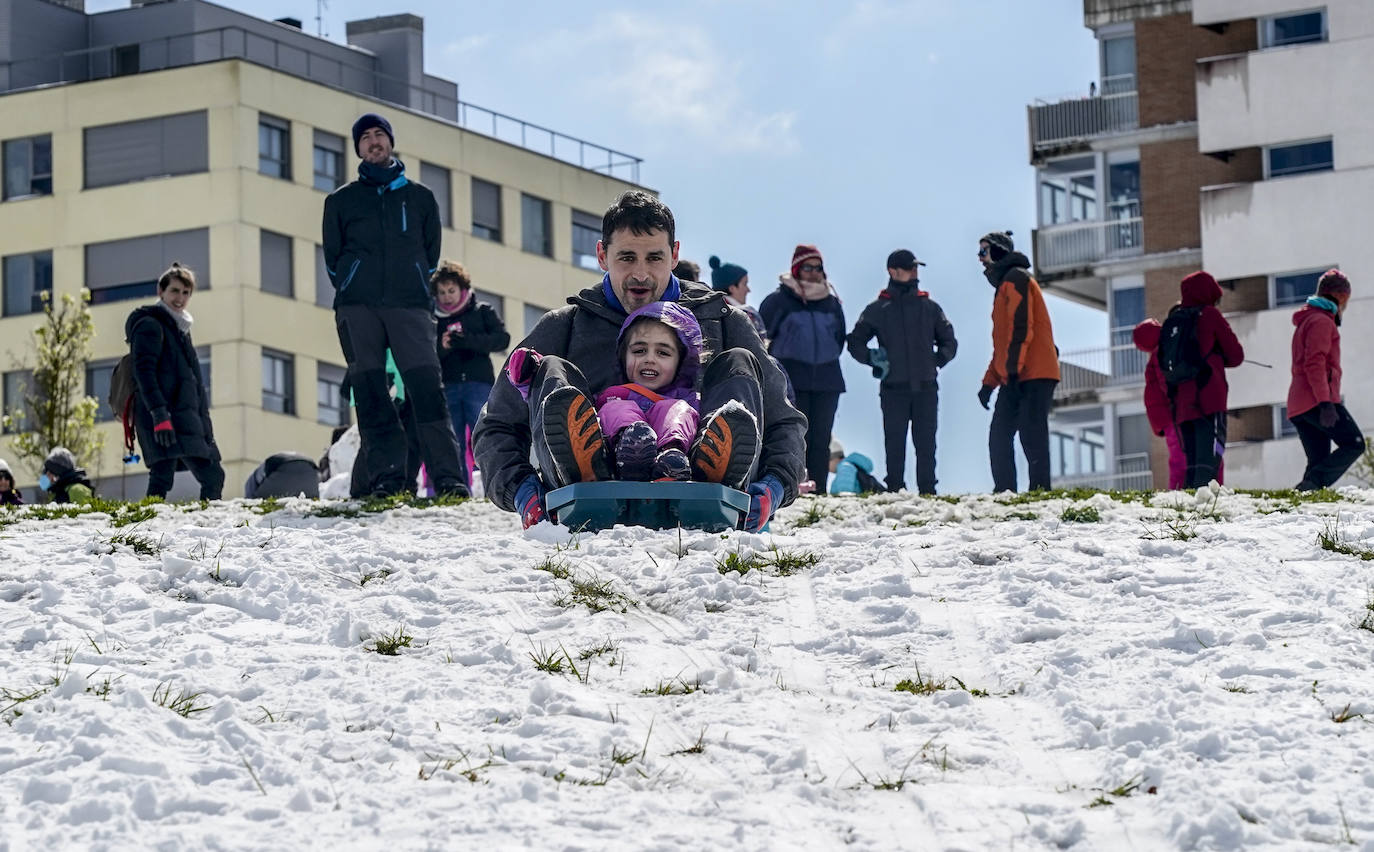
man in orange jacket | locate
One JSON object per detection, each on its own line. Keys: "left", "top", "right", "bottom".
{"left": 977, "top": 231, "right": 1061, "bottom": 492}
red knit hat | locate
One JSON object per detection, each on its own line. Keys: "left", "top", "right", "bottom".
{"left": 791, "top": 244, "right": 824, "bottom": 279}
{"left": 1317, "top": 269, "right": 1351, "bottom": 301}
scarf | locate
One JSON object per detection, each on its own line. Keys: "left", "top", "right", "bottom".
{"left": 600, "top": 273, "right": 682, "bottom": 315}
{"left": 358, "top": 157, "right": 408, "bottom": 192}
{"left": 1307, "top": 295, "right": 1342, "bottom": 326}
{"left": 435, "top": 287, "right": 473, "bottom": 318}
{"left": 159, "top": 300, "right": 193, "bottom": 335}
{"left": 779, "top": 272, "right": 834, "bottom": 303}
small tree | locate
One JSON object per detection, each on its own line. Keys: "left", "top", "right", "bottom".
{"left": 2, "top": 290, "right": 103, "bottom": 477}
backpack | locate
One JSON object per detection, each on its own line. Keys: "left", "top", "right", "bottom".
{"left": 1157, "top": 306, "right": 1208, "bottom": 388}
{"left": 854, "top": 466, "right": 885, "bottom": 495}
{"left": 107, "top": 353, "right": 138, "bottom": 459}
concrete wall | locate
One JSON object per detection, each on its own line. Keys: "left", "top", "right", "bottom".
{"left": 1137, "top": 12, "right": 1256, "bottom": 127}
{"left": 1195, "top": 0, "right": 1374, "bottom": 39}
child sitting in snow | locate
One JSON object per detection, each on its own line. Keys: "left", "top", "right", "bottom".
{"left": 41, "top": 446, "right": 95, "bottom": 505}
{"left": 828, "top": 439, "right": 884, "bottom": 495}
{"left": 506, "top": 301, "right": 703, "bottom": 482}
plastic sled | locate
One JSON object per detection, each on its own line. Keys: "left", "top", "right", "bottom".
{"left": 544, "top": 481, "right": 750, "bottom": 533}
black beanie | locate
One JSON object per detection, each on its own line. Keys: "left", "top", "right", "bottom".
{"left": 981, "top": 230, "right": 1014, "bottom": 262}
{"left": 351, "top": 113, "right": 394, "bottom": 157}
{"left": 708, "top": 255, "right": 748, "bottom": 292}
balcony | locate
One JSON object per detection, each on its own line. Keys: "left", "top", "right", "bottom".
{"left": 1034, "top": 217, "right": 1144, "bottom": 277}
{"left": 1053, "top": 452, "right": 1154, "bottom": 492}
{"left": 1197, "top": 42, "right": 1346, "bottom": 158}
{"left": 1054, "top": 344, "right": 1146, "bottom": 404}
{"left": 1028, "top": 82, "right": 1138, "bottom": 159}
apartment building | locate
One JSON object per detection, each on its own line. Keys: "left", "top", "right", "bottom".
{"left": 0, "top": 0, "right": 642, "bottom": 498}
{"left": 1026, "top": 0, "right": 1260, "bottom": 490}
{"left": 1194, "top": 0, "right": 1371, "bottom": 487}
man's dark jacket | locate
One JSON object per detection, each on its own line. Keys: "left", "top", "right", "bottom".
{"left": 322, "top": 168, "right": 440, "bottom": 310}
{"left": 436, "top": 301, "right": 510, "bottom": 385}
{"left": 125, "top": 305, "right": 218, "bottom": 466}
{"left": 846, "top": 280, "right": 958, "bottom": 390}
{"left": 472, "top": 281, "right": 806, "bottom": 511}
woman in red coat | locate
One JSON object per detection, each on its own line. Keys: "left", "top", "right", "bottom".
{"left": 1167, "top": 271, "right": 1244, "bottom": 488}
{"left": 1287, "top": 270, "right": 1365, "bottom": 490}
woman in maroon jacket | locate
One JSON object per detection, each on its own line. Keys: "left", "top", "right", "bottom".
{"left": 1287, "top": 270, "right": 1365, "bottom": 491}
{"left": 1167, "top": 271, "right": 1244, "bottom": 488}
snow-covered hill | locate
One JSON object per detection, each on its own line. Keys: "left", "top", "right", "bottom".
{"left": 2, "top": 487, "right": 1373, "bottom": 851}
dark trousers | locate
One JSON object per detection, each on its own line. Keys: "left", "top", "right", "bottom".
{"left": 1179, "top": 412, "right": 1227, "bottom": 488}
{"left": 989, "top": 378, "right": 1056, "bottom": 492}
{"left": 147, "top": 455, "right": 225, "bottom": 500}
{"left": 335, "top": 306, "right": 464, "bottom": 494}
{"left": 443, "top": 381, "right": 492, "bottom": 488}
{"left": 529, "top": 349, "right": 767, "bottom": 487}
{"left": 1291, "top": 404, "right": 1366, "bottom": 488}
{"left": 880, "top": 386, "right": 938, "bottom": 494}
{"left": 351, "top": 398, "right": 422, "bottom": 498}
{"left": 793, "top": 389, "right": 840, "bottom": 490}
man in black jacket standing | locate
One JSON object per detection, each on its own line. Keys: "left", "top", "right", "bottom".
{"left": 127, "top": 262, "right": 225, "bottom": 500}
{"left": 322, "top": 112, "right": 466, "bottom": 497}
{"left": 847, "top": 249, "right": 957, "bottom": 494}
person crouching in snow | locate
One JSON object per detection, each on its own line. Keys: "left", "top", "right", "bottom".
{"left": 828, "top": 439, "right": 883, "bottom": 495}
{"left": 506, "top": 302, "right": 704, "bottom": 483}
{"left": 40, "top": 447, "right": 94, "bottom": 505}
{"left": 0, "top": 459, "right": 22, "bottom": 505}
{"left": 1287, "top": 269, "right": 1366, "bottom": 491}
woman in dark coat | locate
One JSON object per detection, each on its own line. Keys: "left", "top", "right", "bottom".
{"left": 125, "top": 262, "right": 225, "bottom": 500}
{"left": 759, "top": 244, "right": 847, "bottom": 491}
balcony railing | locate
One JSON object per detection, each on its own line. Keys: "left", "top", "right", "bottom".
{"left": 1029, "top": 87, "right": 1139, "bottom": 153}
{"left": 1035, "top": 217, "right": 1144, "bottom": 273}
{"left": 1055, "top": 344, "right": 1147, "bottom": 401}
{"left": 1054, "top": 452, "right": 1153, "bottom": 491}
{"left": 0, "top": 26, "right": 642, "bottom": 183}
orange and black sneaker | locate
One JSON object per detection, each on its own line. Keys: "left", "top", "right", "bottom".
{"left": 689, "top": 401, "right": 760, "bottom": 490}
{"left": 541, "top": 386, "right": 611, "bottom": 487}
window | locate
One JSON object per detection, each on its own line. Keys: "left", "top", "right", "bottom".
{"left": 524, "top": 303, "right": 549, "bottom": 336}
{"left": 3, "top": 370, "right": 33, "bottom": 434}
{"left": 521, "top": 194, "right": 552, "bottom": 257}
{"left": 471, "top": 177, "right": 502, "bottom": 242}
{"left": 315, "top": 244, "right": 334, "bottom": 307}
{"left": 4, "top": 135, "right": 52, "bottom": 200}
{"left": 260, "top": 230, "right": 294, "bottom": 298}
{"left": 1272, "top": 269, "right": 1328, "bottom": 307}
{"left": 1266, "top": 139, "right": 1333, "bottom": 178}
{"left": 114, "top": 44, "right": 140, "bottom": 76}
{"left": 474, "top": 288, "right": 505, "bottom": 320}
{"left": 262, "top": 349, "right": 295, "bottom": 415}
{"left": 1037, "top": 156, "right": 1096, "bottom": 226}
{"left": 86, "top": 359, "right": 119, "bottom": 423}
{"left": 84, "top": 112, "right": 207, "bottom": 189}
{"left": 1276, "top": 405, "right": 1299, "bottom": 438}
{"left": 317, "top": 362, "right": 349, "bottom": 427}
{"left": 3, "top": 251, "right": 53, "bottom": 317}
{"left": 312, "top": 130, "right": 345, "bottom": 192}
{"left": 1261, "top": 9, "right": 1326, "bottom": 48}
{"left": 258, "top": 114, "right": 291, "bottom": 180}
{"left": 571, "top": 209, "right": 600, "bottom": 270}
{"left": 421, "top": 161, "right": 451, "bottom": 227}
{"left": 85, "top": 229, "right": 209, "bottom": 305}
{"left": 1110, "top": 285, "right": 1146, "bottom": 378}
{"left": 197, "top": 346, "right": 211, "bottom": 405}
{"left": 1100, "top": 34, "right": 1136, "bottom": 94}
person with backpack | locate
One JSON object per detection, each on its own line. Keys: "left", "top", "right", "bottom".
{"left": 1159, "top": 271, "right": 1244, "bottom": 489}
{"left": 828, "top": 438, "right": 884, "bottom": 495}
{"left": 125, "top": 262, "right": 225, "bottom": 501}
{"left": 1134, "top": 319, "right": 1187, "bottom": 489}
{"left": 1287, "top": 269, "right": 1365, "bottom": 491}
{"left": 976, "top": 231, "right": 1060, "bottom": 492}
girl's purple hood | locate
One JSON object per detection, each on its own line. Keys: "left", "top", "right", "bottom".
{"left": 617, "top": 301, "right": 704, "bottom": 390}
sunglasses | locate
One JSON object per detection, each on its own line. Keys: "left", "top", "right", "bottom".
{"left": 977, "top": 247, "right": 990, "bottom": 258}
{"left": 799, "top": 263, "right": 824, "bottom": 273}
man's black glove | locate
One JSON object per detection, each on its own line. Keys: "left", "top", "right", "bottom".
{"left": 978, "top": 385, "right": 995, "bottom": 410}
{"left": 1319, "top": 401, "right": 1339, "bottom": 429}
{"left": 152, "top": 408, "right": 176, "bottom": 448}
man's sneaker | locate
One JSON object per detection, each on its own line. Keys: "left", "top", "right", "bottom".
{"left": 651, "top": 447, "right": 691, "bottom": 481}
{"left": 434, "top": 480, "right": 471, "bottom": 499}
{"left": 689, "top": 401, "right": 760, "bottom": 489}
{"left": 612, "top": 422, "right": 658, "bottom": 481}
{"left": 540, "top": 386, "right": 611, "bottom": 487}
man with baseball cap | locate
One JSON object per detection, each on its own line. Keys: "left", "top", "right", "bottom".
{"left": 845, "top": 249, "right": 957, "bottom": 494}
{"left": 321, "top": 112, "right": 467, "bottom": 497}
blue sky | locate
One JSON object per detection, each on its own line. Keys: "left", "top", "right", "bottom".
{"left": 92, "top": 0, "right": 1106, "bottom": 492}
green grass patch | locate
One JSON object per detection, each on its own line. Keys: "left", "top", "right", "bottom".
{"left": 1059, "top": 505, "right": 1101, "bottom": 523}
{"left": 715, "top": 546, "right": 820, "bottom": 577}
{"left": 996, "top": 487, "right": 1152, "bottom": 506}
{"left": 107, "top": 530, "right": 165, "bottom": 557}
{"left": 894, "top": 667, "right": 947, "bottom": 696}
{"left": 640, "top": 676, "right": 702, "bottom": 696}
{"left": 1357, "top": 587, "right": 1374, "bottom": 634}
{"left": 365, "top": 626, "right": 414, "bottom": 656}
{"left": 789, "top": 499, "right": 836, "bottom": 529}
{"left": 151, "top": 681, "right": 211, "bottom": 718}
{"left": 1318, "top": 519, "right": 1374, "bottom": 560}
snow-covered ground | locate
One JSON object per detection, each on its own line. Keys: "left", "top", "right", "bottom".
{"left": 2, "top": 486, "right": 1373, "bottom": 851}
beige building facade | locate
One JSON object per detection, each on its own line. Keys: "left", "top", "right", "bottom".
{"left": 0, "top": 2, "right": 642, "bottom": 498}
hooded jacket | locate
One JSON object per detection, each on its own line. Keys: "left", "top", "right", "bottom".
{"left": 43, "top": 447, "right": 94, "bottom": 505}
{"left": 1287, "top": 300, "right": 1342, "bottom": 418}
{"left": 847, "top": 279, "right": 957, "bottom": 389}
{"left": 322, "top": 159, "right": 441, "bottom": 310}
{"left": 759, "top": 274, "right": 847, "bottom": 393}
{"left": 436, "top": 297, "right": 511, "bottom": 386}
{"left": 982, "top": 252, "right": 1060, "bottom": 386}
{"left": 126, "top": 304, "right": 218, "bottom": 466}
{"left": 1166, "top": 273, "right": 1244, "bottom": 423}
{"left": 1132, "top": 319, "right": 1172, "bottom": 437}
{"left": 829, "top": 451, "right": 876, "bottom": 495}
{"left": 472, "top": 278, "right": 806, "bottom": 510}
{"left": 595, "top": 301, "right": 704, "bottom": 413}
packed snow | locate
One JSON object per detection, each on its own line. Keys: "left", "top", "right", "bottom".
{"left": 2, "top": 485, "right": 1373, "bottom": 851}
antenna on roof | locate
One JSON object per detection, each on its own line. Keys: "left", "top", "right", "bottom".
{"left": 316, "top": 0, "right": 329, "bottom": 38}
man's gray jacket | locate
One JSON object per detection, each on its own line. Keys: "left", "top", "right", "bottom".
{"left": 473, "top": 280, "right": 806, "bottom": 511}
